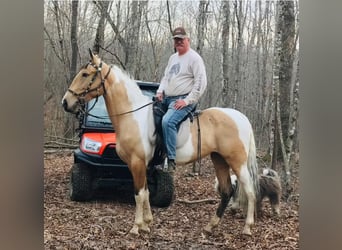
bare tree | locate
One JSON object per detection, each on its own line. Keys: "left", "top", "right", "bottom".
{"left": 93, "top": 1, "right": 127, "bottom": 68}
{"left": 70, "top": 0, "right": 79, "bottom": 80}
{"left": 221, "top": 0, "right": 230, "bottom": 106}
{"left": 271, "top": 1, "right": 297, "bottom": 199}
{"left": 166, "top": 0, "right": 176, "bottom": 54}
{"left": 52, "top": 1, "right": 71, "bottom": 83}
{"left": 93, "top": 1, "right": 110, "bottom": 55}
{"left": 166, "top": 0, "right": 173, "bottom": 34}
{"left": 232, "top": 0, "right": 247, "bottom": 109}
{"left": 125, "top": 1, "right": 140, "bottom": 76}
{"left": 196, "top": 0, "right": 209, "bottom": 55}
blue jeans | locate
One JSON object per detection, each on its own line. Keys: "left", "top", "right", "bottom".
{"left": 161, "top": 95, "right": 196, "bottom": 160}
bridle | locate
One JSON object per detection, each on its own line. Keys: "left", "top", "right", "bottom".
{"left": 68, "top": 60, "right": 156, "bottom": 119}
{"left": 67, "top": 61, "right": 111, "bottom": 115}
{"left": 68, "top": 61, "right": 111, "bottom": 101}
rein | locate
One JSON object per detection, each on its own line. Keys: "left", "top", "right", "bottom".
{"left": 83, "top": 100, "right": 157, "bottom": 119}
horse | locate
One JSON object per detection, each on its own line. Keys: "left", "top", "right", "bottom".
{"left": 61, "top": 50, "right": 259, "bottom": 236}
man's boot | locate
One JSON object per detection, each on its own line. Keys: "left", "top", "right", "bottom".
{"left": 167, "top": 159, "right": 176, "bottom": 174}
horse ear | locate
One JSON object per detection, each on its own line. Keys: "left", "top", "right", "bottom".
{"left": 89, "top": 48, "right": 94, "bottom": 60}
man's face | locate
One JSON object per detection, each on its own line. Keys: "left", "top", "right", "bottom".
{"left": 173, "top": 37, "right": 190, "bottom": 55}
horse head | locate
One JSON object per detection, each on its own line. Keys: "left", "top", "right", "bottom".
{"left": 62, "top": 49, "right": 110, "bottom": 114}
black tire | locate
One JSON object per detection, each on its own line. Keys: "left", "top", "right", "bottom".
{"left": 148, "top": 169, "right": 174, "bottom": 207}
{"left": 69, "top": 163, "right": 94, "bottom": 201}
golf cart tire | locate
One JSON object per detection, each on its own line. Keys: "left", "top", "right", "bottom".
{"left": 148, "top": 169, "right": 174, "bottom": 207}
{"left": 69, "top": 163, "right": 93, "bottom": 201}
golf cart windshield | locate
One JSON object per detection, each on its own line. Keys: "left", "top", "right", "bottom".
{"left": 84, "top": 83, "right": 157, "bottom": 129}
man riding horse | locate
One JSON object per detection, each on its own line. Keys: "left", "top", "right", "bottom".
{"left": 156, "top": 27, "right": 207, "bottom": 173}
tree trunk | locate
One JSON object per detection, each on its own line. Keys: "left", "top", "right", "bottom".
{"left": 125, "top": 1, "right": 143, "bottom": 77}
{"left": 52, "top": 1, "right": 75, "bottom": 139}
{"left": 285, "top": 58, "right": 299, "bottom": 172}
{"left": 166, "top": 0, "right": 175, "bottom": 54}
{"left": 232, "top": 0, "right": 244, "bottom": 109}
{"left": 52, "top": 1, "right": 70, "bottom": 83}
{"left": 70, "top": 0, "right": 79, "bottom": 81}
{"left": 279, "top": 1, "right": 295, "bottom": 146}
{"left": 93, "top": 1, "right": 109, "bottom": 55}
{"left": 271, "top": 1, "right": 296, "bottom": 200}
{"left": 221, "top": 0, "right": 230, "bottom": 106}
{"left": 94, "top": 1, "right": 126, "bottom": 68}
{"left": 196, "top": 0, "right": 209, "bottom": 55}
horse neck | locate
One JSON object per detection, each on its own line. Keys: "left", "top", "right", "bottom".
{"left": 103, "top": 66, "right": 150, "bottom": 131}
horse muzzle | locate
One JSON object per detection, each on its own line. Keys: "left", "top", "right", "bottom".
{"left": 62, "top": 98, "right": 80, "bottom": 114}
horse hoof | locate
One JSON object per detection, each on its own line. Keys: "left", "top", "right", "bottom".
{"left": 203, "top": 225, "right": 213, "bottom": 234}
{"left": 140, "top": 224, "right": 151, "bottom": 233}
{"left": 129, "top": 226, "right": 140, "bottom": 236}
{"left": 242, "top": 227, "right": 252, "bottom": 236}
{"left": 143, "top": 217, "right": 153, "bottom": 225}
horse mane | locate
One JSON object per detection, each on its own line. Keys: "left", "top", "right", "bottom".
{"left": 111, "top": 65, "right": 150, "bottom": 105}
{"left": 81, "top": 62, "right": 90, "bottom": 69}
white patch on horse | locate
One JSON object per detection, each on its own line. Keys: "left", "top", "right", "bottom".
{"left": 231, "top": 174, "right": 238, "bottom": 186}
{"left": 176, "top": 131, "right": 194, "bottom": 163}
{"left": 214, "top": 107, "right": 252, "bottom": 155}
{"left": 176, "top": 118, "right": 191, "bottom": 147}
{"left": 132, "top": 107, "right": 156, "bottom": 165}
{"left": 115, "top": 66, "right": 156, "bottom": 165}
{"left": 169, "top": 118, "right": 195, "bottom": 163}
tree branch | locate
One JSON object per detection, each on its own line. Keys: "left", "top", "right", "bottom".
{"left": 177, "top": 198, "right": 219, "bottom": 204}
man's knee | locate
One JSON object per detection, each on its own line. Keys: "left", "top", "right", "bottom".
{"left": 162, "top": 115, "right": 178, "bottom": 128}
{"left": 161, "top": 115, "right": 169, "bottom": 127}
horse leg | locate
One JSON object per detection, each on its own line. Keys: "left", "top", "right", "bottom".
{"left": 129, "top": 162, "right": 153, "bottom": 235}
{"left": 229, "top": 175, "right": 240, "bottom": 214}
{"left": 142, "top": 186, "right": 153, "bottom": 228}
{"left": 235, "top": 165, "right": 256, "bottom": 236}
{"left": 204, "top": 153, "right": 233, "bottom": 234}
{"left": 129, "top": 188, "right": 147, "bottom": 235}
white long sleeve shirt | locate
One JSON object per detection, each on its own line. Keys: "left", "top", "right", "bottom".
{"left": 157, "top": 48, "right": 207, "bottom": 105}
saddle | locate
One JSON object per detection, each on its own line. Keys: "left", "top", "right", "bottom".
{"left": 149, "top": 99, "right": 201, "bottom": 166}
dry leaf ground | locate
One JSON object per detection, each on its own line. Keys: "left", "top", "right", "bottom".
{"left": 44, "top": 151, "right": 299, "bottom": 249}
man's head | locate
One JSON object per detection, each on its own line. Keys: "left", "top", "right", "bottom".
{"left": 172, "top": 27, "right": 188, "bottom": 39}
{"left": 172, "top": 27, "right": 190, "bottom": 55}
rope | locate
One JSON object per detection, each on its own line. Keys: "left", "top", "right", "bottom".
{"left": 84, "top": 100, "right": 156, "bottom": 119}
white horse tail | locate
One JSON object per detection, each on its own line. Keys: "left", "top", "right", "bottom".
{"left": 236, "top": 130, "right": 260, "bottom": 215}
{"left": 248, "top": 130, "right": 260, "bottom": 199}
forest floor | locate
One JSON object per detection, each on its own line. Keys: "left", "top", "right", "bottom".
{"left": 44, "top": 151, "right": 299, "bottom": 250}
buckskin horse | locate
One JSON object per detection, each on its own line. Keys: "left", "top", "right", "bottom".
{"left": 61, "top": 50, "right": 259, "bottom": 236}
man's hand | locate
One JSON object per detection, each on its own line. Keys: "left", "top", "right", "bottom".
{"left": 174, "top": 99, "right": 187, "bottom": 110}
{"left": 156, "top": 92, "right": 164, "bottom": 102}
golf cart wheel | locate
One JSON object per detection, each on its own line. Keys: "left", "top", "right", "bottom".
{"left": 148, "top": 169, "right": 174, "bottom": 207}
{"left": 69, "top": 163, "right": 94, "bottom": 201}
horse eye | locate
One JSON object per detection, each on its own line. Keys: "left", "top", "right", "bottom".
{"left": 82, "top": 73, "right": 89, "bottom": 78}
